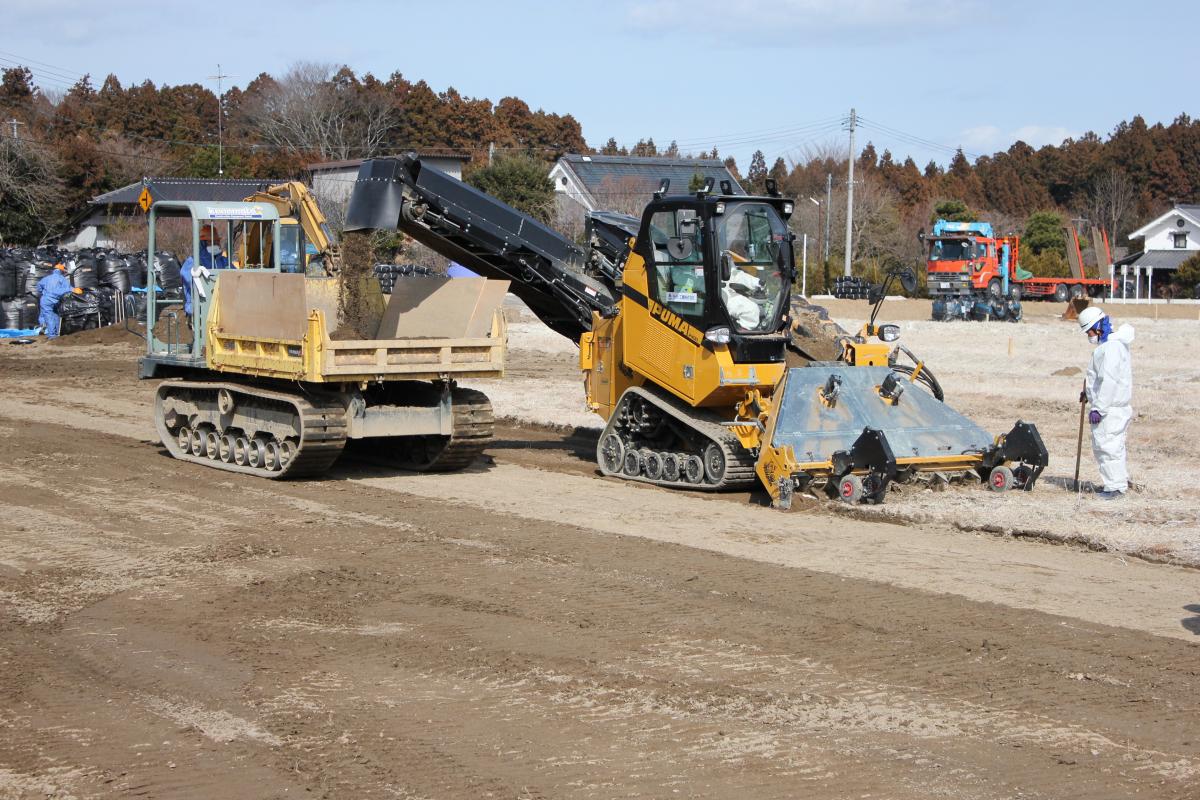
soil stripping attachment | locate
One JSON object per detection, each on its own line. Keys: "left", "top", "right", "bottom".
{"left": 140, "top": 200, "right": 507, "bottom": 478}
{"left": 346, "top": 156, "right": 1047, "bottom": 505}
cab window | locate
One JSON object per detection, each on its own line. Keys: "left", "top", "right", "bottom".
{"left": 647, "top": 208, "right": 706, "bottom": 320}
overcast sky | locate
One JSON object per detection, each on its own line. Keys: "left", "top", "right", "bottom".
{"left": 2, "top": 0, "right": 1189, "bottom": 170}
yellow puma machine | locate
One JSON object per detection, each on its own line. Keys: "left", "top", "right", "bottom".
{"left": 346, "top": 156, "right": 1047, "bottom": 506}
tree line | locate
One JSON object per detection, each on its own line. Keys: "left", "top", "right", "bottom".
{"left": 1, "top": 60, "right": 1197, "bottom": 294}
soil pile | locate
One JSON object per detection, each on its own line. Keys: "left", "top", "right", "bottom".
{"left": 48, "top": 323, "right": 145, "bottom": 348}
{"left": 786, "top": 297, "right": 848, "bottom": 366}
{"left": 331, "top": 231, "right": 386, "bottom": 341}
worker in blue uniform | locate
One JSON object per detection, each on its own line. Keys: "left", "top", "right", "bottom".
{"left": 36, "top": 263, "right": 71, "bottom": 338}
{"left": 181, "top": 226, "right": 230, "bottom": 317}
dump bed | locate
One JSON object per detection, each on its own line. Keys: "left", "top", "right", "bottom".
{"left": 206, "top": 272, "right": 507, "bottom": 383}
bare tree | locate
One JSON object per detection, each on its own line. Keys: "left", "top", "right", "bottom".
{"left": 248, "top": 62, "right": 395, "bottom": 161}
{"left": 593, "top": 176, "right": 654, "bottom": 216}
{"left": 1089, "top": 168, "right": 1136, "bottom": 241}
{"left": 0, "top": 136, "right": 63, "bottom": 243}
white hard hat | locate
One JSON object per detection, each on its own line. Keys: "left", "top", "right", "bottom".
{"left": 1077, "top": 306, "right": 1104, "bottom": 331}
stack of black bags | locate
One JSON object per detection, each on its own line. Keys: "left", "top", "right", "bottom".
{"left": 373, "top": 263, "right": 437, "bottom": 294}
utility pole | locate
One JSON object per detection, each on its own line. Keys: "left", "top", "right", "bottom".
{"left": 824, "top": 172, "right": 832, "bottom": 263}
{"left": 8, "top": 118, "right": 23, "bottom": 139}
{"left": 488, "top": 141, "right": 495, "bottom": 166}
{"left": 843, "top": 108, "right": 857, "bottom": 277}
{"left": 208, "top": 64, "right": 232, "bottom": 176}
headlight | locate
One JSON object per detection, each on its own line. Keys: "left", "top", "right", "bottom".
{"left": 714, "top": 202, "right": 725, "bottom": 215}
{"left": 782, "top": 201, "right": 794, "bottom": 216}
{"left": 705, "top": 326, "right": 731, "bottom": 344}
{"left": 878, "top": 324, "right": 900, "bottom": 342}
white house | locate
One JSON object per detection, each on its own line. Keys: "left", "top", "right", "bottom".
{"left": 1119, "top": 203, "right": 1200, "bottom": 298}
{"left": 307, "top": 152, "right": 470, "bottom": 219}
{"left": 548, "top": 154, "right": 744, "bottom": 218}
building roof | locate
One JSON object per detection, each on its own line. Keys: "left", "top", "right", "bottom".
{"left": 1113, "top": 249, "right": 1195, "bottom": 270}
{"left": 90, "top": 177, "right": 280, "bottom": 207}
{"left": 555, "top": 154, "right": 744, "bottom": 208}
{"left": 307, "top": 151, "right": 471, "bottom": 172}
{"left": 1127, "top": 203, "right": 1200, "bottom": 239}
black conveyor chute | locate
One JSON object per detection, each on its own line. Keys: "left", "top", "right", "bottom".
{"left": 345, "top": 155, "right": 617, "bottom": 342}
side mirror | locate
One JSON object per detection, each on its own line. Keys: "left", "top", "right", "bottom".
{"left": 666, "top": 237, "right": 693, "bottom": 260}
{"left": 899, "top": 268, "right": 917, "bottom": 294}
{"left": 867, "top": 283, "right": 884, "bottom": 305}
{"left": 721, "top": 252, "right": 733, "bottom": 282}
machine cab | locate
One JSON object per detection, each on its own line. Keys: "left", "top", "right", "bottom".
{"left": 635, "top": 193, "right": 795, "bottom": 363}
{"left": 143, "top": 201, "right": 282, "bottom": 373}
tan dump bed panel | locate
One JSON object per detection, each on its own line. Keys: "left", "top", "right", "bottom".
{"left": 378, "top": 277, "right": 508, "bottom": 340}
{"left": 211, "top": 271, "right": 507, "bottom": 381}
{"left": 215, "top": 272, "right": 308, "bottom": 340}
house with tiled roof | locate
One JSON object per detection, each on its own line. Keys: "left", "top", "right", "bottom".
{"left": 1117, "top": 203, "right": 1200, "bottom": 298}
{"left": 549, "top": 154, "right": 743, "bottom": 217}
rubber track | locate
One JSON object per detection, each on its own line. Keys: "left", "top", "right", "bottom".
{"left": 155, "top": 380, "right": 347, "bottom": 479}
{"left": 598, "top": 386, "right": 757, "bottom": 491}
{"left": 410, "top": 387, "right": 494, "bottom": 472}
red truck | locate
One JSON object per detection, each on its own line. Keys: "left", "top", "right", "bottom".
{"left": 922, "top": 220, "right": 1111, "bottom": 302}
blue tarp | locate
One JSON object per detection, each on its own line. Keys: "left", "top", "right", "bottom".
{"left": 0, "top": 328, "right": 40, "bottom": 338}
{"left": 446, "top": 262, "right": 479, "bottom": 278}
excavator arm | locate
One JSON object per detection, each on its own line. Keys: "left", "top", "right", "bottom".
{"left": 244, "top": 181, "right": 341, "bottom": 274}
{"left": 344, "top": 155, "right": 617, "bottom": 342}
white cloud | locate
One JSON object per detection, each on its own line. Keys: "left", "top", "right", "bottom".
{"left": 957, "top": 124, "right": 1078, "bottom": 155}
{"left": 1009, "top": 125, "right": 1075, "bottom": 148}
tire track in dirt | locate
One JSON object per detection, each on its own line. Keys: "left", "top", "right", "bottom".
{"left": 2, "top": 397, "right": 1200, "bottom": 796}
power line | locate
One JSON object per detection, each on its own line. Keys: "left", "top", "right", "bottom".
{"left": 856, "top": 115, "right": 982, "bottom": 161}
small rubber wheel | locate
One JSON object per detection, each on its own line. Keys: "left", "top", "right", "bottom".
{"left": 683, "top": 454, "right": 704, "bottom": 484}
{"left": 598, "top": 432, "right": 624, "bottom": 474}
{"left": 233, "top": 437, "right": 250, "bottom": 466}
{"left": 247, "top": 437, "right": 268, "bottom": 469}
{"left": 838, "top": 474, "right": 864, "bottom": 503}
{"left": 643, "top": 451, "right": 663, "bottom": 480}
{"left": 204, "top": 430, "right": 221, "bottom": 460}
{"left": 277, "top": 439, "right": 297, "bottom": 467}
{"left": 176, "top": 426, "right": 192, "bottom": 453}
{"left": 622, "top": 449, "right": 642, "bottom": 477}
{"left": 219, "top": 433, "right": 236, "bottom": 463}
{"left": 989, "top": 465, "right": 1015, "bottom": 492}
{"left": 263, "top": 440, "right": 281, "bottom": 472}
{"left": 1054, "top": 283, "right": 1069, "bottom": 302}
{"left": 703, "top": 442, "right": 726, "bottom": 484}
{"left": 662, "top": 453, "right": 681, "bottom": 482}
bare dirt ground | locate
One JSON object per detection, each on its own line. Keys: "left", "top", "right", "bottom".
{"left": 1, "top": 308, "right": 1199, "bottom": 799}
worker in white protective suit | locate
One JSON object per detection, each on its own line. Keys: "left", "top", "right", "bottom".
{"left": 1077, "top": 306, "right": 1134, "bottom": 499}
{"left": 721, "top": 264, "right": 764, "bottom": 330}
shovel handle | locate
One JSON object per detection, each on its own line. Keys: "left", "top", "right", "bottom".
{"left": 1073, "top": 386, "right": 1087, "bottom": 492}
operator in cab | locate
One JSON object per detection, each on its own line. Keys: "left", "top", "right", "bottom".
{"left": 181, "top": 225, "right": 230, "bottom": 318}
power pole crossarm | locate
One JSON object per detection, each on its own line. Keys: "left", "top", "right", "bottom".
{"left": 843, "top": 108, "right": 856, "bottom": 277}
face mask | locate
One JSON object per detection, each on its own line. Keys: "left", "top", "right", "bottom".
{"left": 1087, "top": 332, "right": 1100, "bottom": 345}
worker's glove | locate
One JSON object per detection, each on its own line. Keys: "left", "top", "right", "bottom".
{"left": 1088, "top": 410, "right": 1102, "bottom": 425}
{"left": 1079, "top": 390, "right": 1087, "bottom": 403}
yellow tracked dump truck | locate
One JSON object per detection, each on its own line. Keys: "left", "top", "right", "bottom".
{"left": 139, "top": 200, "right": 507, "bottom": 477}
{"left": 344, "top": 156, "right": 1048, "bottom": 507}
